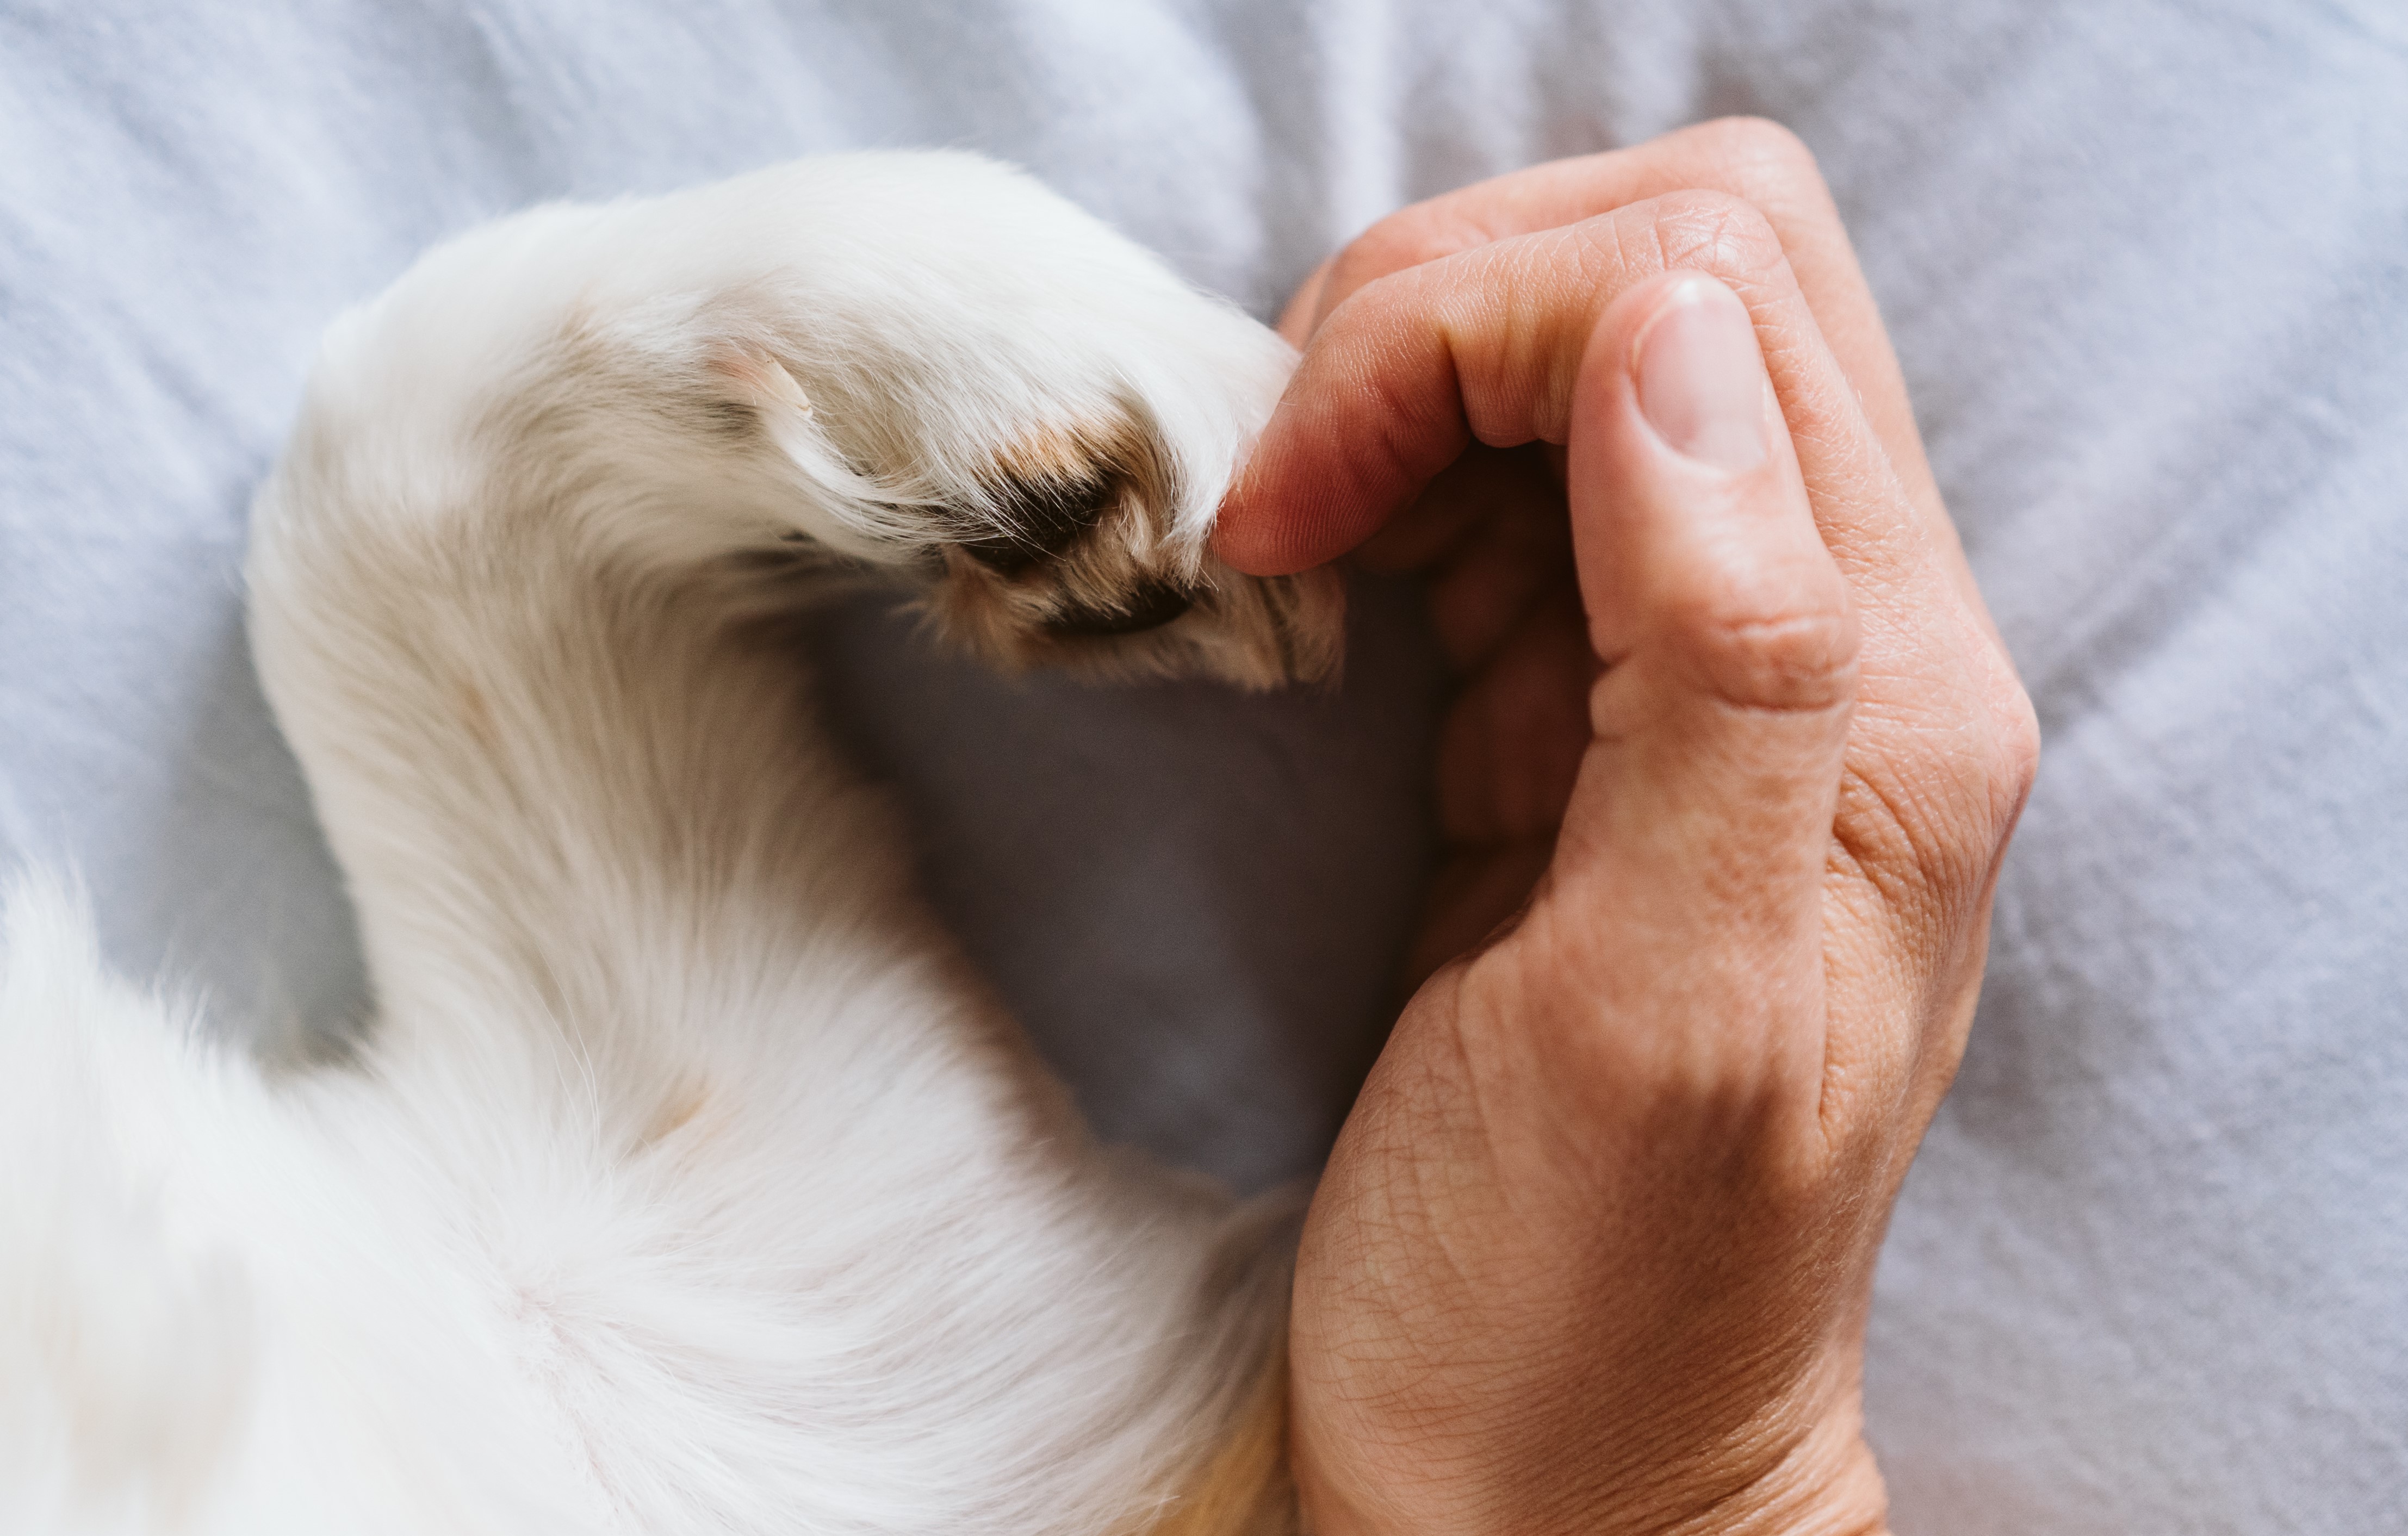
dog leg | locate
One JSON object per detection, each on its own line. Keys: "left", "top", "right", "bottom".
{"left": 243, "top": 153, "right": 1323, "bottom": 1534}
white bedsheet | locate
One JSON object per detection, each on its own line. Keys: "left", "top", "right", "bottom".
{"left": 4, "top": 3, "right": 2403, "bottom": 1529}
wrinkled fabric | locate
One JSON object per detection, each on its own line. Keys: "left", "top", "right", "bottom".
{"left": 3, "top": 3, "right": 2401, "bottom": 1529}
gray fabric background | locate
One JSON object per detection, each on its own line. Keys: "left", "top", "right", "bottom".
{"left": 3, "top": 2, "right": 2401, "bottom": 1529}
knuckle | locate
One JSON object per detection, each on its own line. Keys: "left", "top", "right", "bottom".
{"left": 1881, "top": 668, "right": 2041, "bottom": 906}
{"left": 1635, "top": 187, "right": 1789, "bottom": 291}
{"left": 1662, "top": 579, "right": 1860, "bottom": 714}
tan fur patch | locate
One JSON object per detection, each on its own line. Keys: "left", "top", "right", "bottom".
{"left": 955, "top": 412, "right": 1175, "bottom": 575}
{"left": 1137, "top": 1345, "right": 1296, "bottom": 1536}
{"left": 637, "top": 1078, "right": 712, "bottom": 1149}
{"left": 453, "top": 677, "right": 498, "bottom": 751}
{"left": 985, "top": 416, "right": 1151, "bottom": 503}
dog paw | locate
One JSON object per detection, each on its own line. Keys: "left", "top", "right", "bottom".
{"left": 334, "top": 152, "right": 1344, "bottom": 687}
{"left": 678, "top": 153, "right": 1345, "bottom": 688}
{"left": 911, "top": 405, "right": 1342, "bottom": 689}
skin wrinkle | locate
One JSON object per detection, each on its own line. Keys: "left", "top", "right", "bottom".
{"left": 1326, "top": 308, "right": 1469, "bottom": 559}
{"left": 1839, "top": 754, "right": 1984, "bottom": 918}
{"left": 1479, "top": 241, "right": 1588, "bottom": 439}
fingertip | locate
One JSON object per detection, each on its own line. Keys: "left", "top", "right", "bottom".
{"left": 1212, "top": 439, "right": 1308, "bottom": 575}
{"left": 1214, "top": 406, "right": 1394, "bottom": 576}
{"left": 1580, "top": 273, "right": 1761, "bottom": 441}
{"left": 1209, "top": 484, "right": 1293, "bottom": 575}
{"left": 1567, "top": 269, "right": 1797, "bottom": 584}
{"left": 1626, "top": 277, "right": 1772, "bottom": 475}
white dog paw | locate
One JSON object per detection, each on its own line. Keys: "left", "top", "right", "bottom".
{"left": 709, "top": 325, "right": 1342, "bottom": 687}
{"left": 313, "top": 151, "right": 1345, "bottom": 687}
{"left": 673, "top": 155, "right": 1345, "bottom": 688}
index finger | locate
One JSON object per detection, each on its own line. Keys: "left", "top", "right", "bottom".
{"left": 1221, "top": 188, "right": 1933, "bottom": 613}
{"left": 1292, "top": 117, "right": 1942, "bottom": 531}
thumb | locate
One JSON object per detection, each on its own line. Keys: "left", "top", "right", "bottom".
{"left": 1540, "top": 273, "right": 1859, "bottom": 1085}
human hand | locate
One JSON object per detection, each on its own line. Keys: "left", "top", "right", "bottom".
{"left": 1217, "top": 120, "right": 2039, "bottom": 1534}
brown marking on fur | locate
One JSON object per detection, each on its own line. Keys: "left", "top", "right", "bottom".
{"left": 957, "top": 412, "right": 1177, "bottom": 574}
{"left": 988, "top": 415, "right": 1162, "bottom": 509}
{"left": 637, "top": 1079, "right": 712, "bottom": 1149}
{"left": 455, "top": 678, "right": 498, "bottom": 751}
{"left": 702, "top": 399, "right": 761, "bottom": 436}
{"left": 1045, "top": 579, "right": 1194, "bottom": 636}
{"left": 1137, "top": 1345, "right": 1296, "bottom": 1536}
{"left": 923, "top": 543, "right": 1346, "bottom": 691}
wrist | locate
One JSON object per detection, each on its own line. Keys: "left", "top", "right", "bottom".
{"left": 1291, "top": 1388, "right": 1888, "bottom": 1536}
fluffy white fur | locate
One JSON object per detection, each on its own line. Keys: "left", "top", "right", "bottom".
{"left": 0, "top": 153, "right": 1346, "bottom": 1534}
